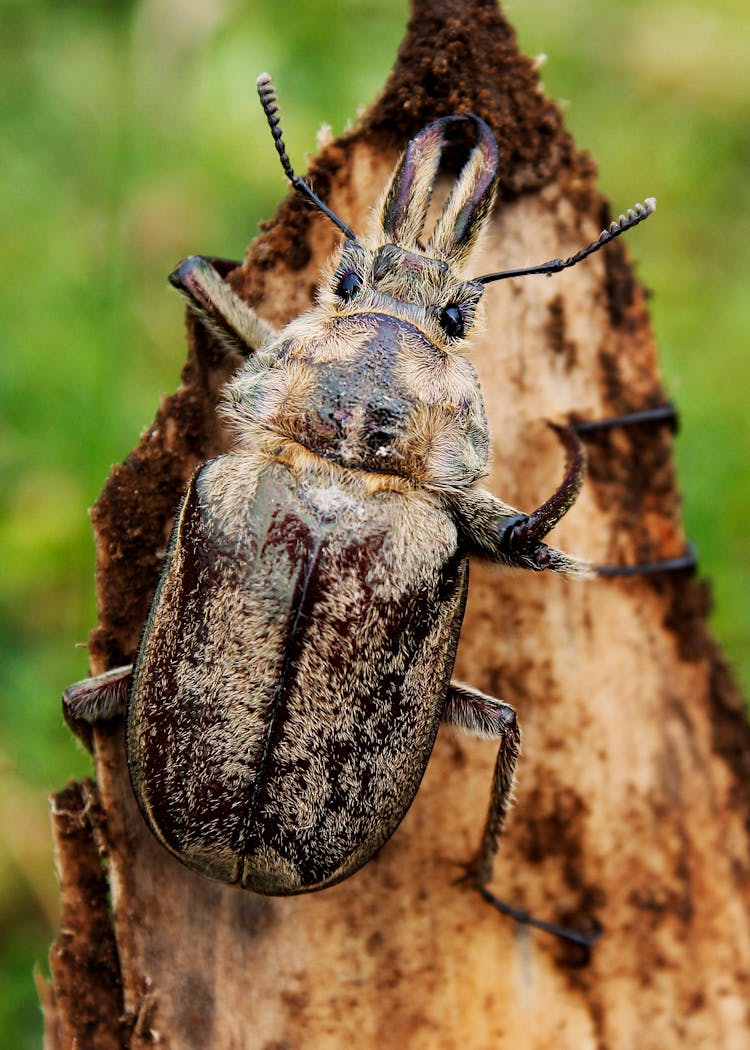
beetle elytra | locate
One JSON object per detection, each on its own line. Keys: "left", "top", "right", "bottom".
{"left": 65, "top": 75, "right": 666, "bottom": 945}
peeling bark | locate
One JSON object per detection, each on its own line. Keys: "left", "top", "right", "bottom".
{"left": 47, "top": 781, "right": 127, "bottom": 1049}
{"left": 47, "top": 1, "right": 750, "bottom": 1046}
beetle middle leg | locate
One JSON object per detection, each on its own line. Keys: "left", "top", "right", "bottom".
{"left": 443, "top": 682, "right": 519, "bottom": 887}
{"left": 63, "top": 664, "right": 133, "bottom": 725}
{"left": 444, "top": 683, "right": 600, "bottom": 950}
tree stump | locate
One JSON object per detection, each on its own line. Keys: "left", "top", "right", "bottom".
{"left": 45, "top": 1, "right": 750, "bottom": 1047}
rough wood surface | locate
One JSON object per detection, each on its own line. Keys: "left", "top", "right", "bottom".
{"left": 47, "top": 1, "right": 750, "bottom": 1046}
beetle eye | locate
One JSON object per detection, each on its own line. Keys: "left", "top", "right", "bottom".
{"left": 336, "top": 271, "right": 362, "bottom": 301}
{"left": 439, "top": 304, "right": 465, "bottom": 339}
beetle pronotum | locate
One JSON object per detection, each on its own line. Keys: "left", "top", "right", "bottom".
{"left": 65, "top": 75, "right": 693, "bottom": 948}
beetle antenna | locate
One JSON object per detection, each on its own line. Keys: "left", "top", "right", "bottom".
{"left": 475, "top": 198, "right": 656, "bottom": 284}
{"left": 256, "top": 73, "right": 357, "bottom": 242}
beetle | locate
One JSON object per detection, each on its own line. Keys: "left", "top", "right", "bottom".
{"left": 65, "top": 74, "right": 679, "bottom": 946}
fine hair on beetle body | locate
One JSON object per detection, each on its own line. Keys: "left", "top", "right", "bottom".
{"left": 65, "top": 73, "right": 669, "bottom": 950}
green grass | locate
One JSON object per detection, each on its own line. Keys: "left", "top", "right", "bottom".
{"left": 1, "top": 1, "right": 747, "bottom": 1042}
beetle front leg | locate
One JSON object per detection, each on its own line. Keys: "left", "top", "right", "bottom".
{"left": 169, "top": 255, "right": 278, "bottom": 359}
{"left": 445, "top": 425, "right": 592, "bottom": 578}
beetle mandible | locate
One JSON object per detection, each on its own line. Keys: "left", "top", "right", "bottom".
{"left": 65, "top": 74, "right": 661, "bottom": 945}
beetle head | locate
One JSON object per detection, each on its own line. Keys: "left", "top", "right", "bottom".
{"left": 257, "top": 73, "right": 655, "bottom": 329}
{"left": 309, "top": 116, "right": 499, "bottom": 353}
{"left": 257, "top": 75, "right": 502, "bottom": 351}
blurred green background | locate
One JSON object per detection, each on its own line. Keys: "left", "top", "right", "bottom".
{"left": 1, "top": 0, "right": 747, "bottom": 1043}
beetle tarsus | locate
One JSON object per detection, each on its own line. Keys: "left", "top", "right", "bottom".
{"left": 475, "top": 884, "right": 603, "bottom": 955}
{"left": 570, "top": 402, "right": 696, "bottom": 577}
{"left": 597, "top": 544, "right": 697, "bottom": 577}
{"left": 571, "top": 402, "right": 697, "bottom": 577}
{"left": 573, "top": 402, "right": 678, "bottom": 435}
{"left": 454, "top": 862, "right": 601, "bottom": 956}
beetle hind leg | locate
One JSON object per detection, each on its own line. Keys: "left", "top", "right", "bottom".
{"left": 444, "top": 682, "right": 601, "bottom": 952}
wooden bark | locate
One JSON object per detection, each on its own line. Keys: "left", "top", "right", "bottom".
{"left": 46, "top": 1, "right": 750, "bottom": 1046}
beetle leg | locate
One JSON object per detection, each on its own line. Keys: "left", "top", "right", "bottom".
{"left": 475, "top": 424, "right": 587, "bottom": 575}
{"left": 597, "top": 545, "right": 697, "bottom": 577}
{"left": 63, "top": 664, "right": 133, "bottom": 725}
{"left": 169, "top": 255, "right": 278, "bottom": 359}
{"left": 444, "top": 682, "right": 601, "bottom": 951}
{"left": 572, "top": 402, "right": 678, "bottom": 436}
{"left": 447, "top": 417, "right": 695, "bottom": 578}
{"left": 571, "top": 403, "right": 698, "bottom": 576}
{"left": 444, "top": 428, "right": 592, "bottom": 578}
{"left": 443, "top": 682, "right": 520, "bottom": 885}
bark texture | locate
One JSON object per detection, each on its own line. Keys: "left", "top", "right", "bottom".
{"left": 46, "top": 1, "right": 750, "bottom": 1046}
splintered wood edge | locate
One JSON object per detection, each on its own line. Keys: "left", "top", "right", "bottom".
{"left": 47, "top": 780, "right": 127, "bottom": 1049}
